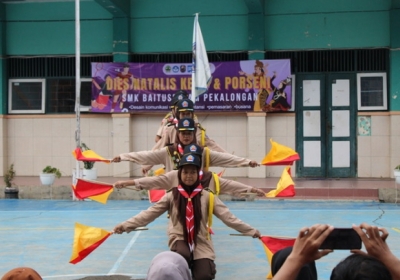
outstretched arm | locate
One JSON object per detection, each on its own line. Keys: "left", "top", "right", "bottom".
{"left": 218, "top": 177, "right": 265, "bottom": 197}
{"left": 114, "top": 170, "right": 178, "bottom": 191}
{"left": 113, "top": 193, "right": 170, "bottom": 234}
{"left": 209, "top": 150, "right": 259, "bottom": 168}
{"left": 212, "top": 195, "right": 260, "bottom": 238}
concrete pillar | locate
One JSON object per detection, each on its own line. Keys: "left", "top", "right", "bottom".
{"left": 244, "top": 0, "right": 265, "bottom": 60}
{"left": 112, "top": 113, "right": 131, "bottom": 177}
{"left": 0, "top": 117, "right": 7, "bottom": 176}
{"left": 247, "top": 112, "right": 267, "bottom": 178}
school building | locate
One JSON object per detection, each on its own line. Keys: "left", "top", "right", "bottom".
{"left": 0, "top": 0, "right": 399, "bottom": 179}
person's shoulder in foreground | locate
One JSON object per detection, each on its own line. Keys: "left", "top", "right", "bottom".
{"left": 146, "top": 251, "right": 191, "bottom": 280}
{"left": 1, "top": 267, "right": 42, "bottom": 280}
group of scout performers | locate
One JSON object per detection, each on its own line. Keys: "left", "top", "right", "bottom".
{"left": 111, "top": 90, "right": 264, "bottom": 279}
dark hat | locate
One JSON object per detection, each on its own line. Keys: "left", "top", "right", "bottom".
{"left": 183, "top": 144, "right": 203, "bottom": 157}
{"left": 177, "top": 118, "right": 195, "bottom": 131}
{"left": 170, "top": 91, "right": 188, "bottom": 108}
{"left": 174, "top": 90, "right": 189, "bottom": 98}
{"left": 179, "top": 154, "right": 201, "bottom": 169}
{"left": 1, "top": 267, "right": 42, "bottom": 280}
{"left": 176, "top": 98, "right": 194, "bottom": 112}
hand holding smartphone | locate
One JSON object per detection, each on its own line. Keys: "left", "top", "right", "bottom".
{"left": 319, "top": 228, "right": 362, "bottom": 250}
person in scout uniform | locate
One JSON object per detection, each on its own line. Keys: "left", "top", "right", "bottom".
{"left": 113, "top": 154, "right": 261, "bottom": 280}
{"left": 111, "top": 118, "right": 259, "bottom": 175}
{"left": 155, "top": 90, "right": 198, "bottom": 143}
{"left": 152, "top": 98, "right": 227, "bottom": 153}
{"left": 113, "top": 143, "right": 265, "bottom": 197}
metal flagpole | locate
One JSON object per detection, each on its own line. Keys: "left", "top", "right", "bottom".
{"left": 73, "top": 0, "right": 81, "bottom": 200}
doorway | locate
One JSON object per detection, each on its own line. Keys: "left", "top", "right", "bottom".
{"left": 295, "top": 73, "right": 357, "bottom": 178}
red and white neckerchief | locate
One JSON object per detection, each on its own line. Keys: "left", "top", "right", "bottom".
{"left": 177, "top": 144, "right": 184, "bottom": 155}
{"left": 177, "top": 184, "right": 203, "bottom": 252}
{"left": 169, "top": 117, "right": 178, "bottom": 124}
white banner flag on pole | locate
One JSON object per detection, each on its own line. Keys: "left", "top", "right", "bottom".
{"left": 191, "top": 13, "right": 212, "bottom": 104}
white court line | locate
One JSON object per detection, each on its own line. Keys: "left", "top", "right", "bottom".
{"left": 108, "top": 231, "right": 141, "bottom": 275}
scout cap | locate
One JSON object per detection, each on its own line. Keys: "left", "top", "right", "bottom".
{"left": 179, "top": 154, "right": 201, "bottom": 169}
{"left": 1, "top": 267, "right": 42, "bottom": 280}
{"left": 183, "top": 143, "right": 203, "bottom": 157}
{"left": 176, "top": 98, "right": 194, "bottom": 112}
{"left": 170, "top": 90, "right": 189, "bottom": 108}
{"left": 177, "top": 118, "right": 195, "bottom": 131}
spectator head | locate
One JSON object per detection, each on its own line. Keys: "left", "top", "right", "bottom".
{"left": 146, "top": 251, "right": 191, "bottom": 280}
{"left": 1, "top": 267, "right": 42, "bottom": 280}
{"left": 272, "top": 247, "right": 317, "bottom": 280}
{"left": 330, "top": 254, "right": 392, "bottom": 280}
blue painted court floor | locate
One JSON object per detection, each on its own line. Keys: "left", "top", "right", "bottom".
{"left": 1, "top": 199, "right": 400, "bottom": 280}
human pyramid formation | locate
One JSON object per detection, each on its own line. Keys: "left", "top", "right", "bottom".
{"left": 107, "top": 90, "right": 400, "bottom": 280}
{"left": 110, "top": 90, "right": 263, "bottom": 279}
{"left": 3, "top": 90, "right": 400, "bottom": 279}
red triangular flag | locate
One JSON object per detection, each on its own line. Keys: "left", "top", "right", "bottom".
{"left": 73, "top": 179, "right": 114, "bottom": 203}
{"left": 148, "top": 190, "right": 166, "bottom": 203}
{"left": 72, "top": 148, "right": 111, "bottom": 163}
{"left": 266, "top": 166, "right": 295, "bottom": 197}
{"left": 260, "top": 236, "right": 296, "bottom": 278}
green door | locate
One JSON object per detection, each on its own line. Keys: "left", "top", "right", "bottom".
{"left": 296, "top": 73, "right": 357, "bottom": 178}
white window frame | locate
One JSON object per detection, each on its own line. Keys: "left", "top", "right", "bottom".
{"left": 357, "top": 73, "right": 387, "bottom": 111}
{"left": 8, "top": 79, "right": 46, "bottom": 114}
{"left": 289, "top": 74, "right": 295, "bottom": 111}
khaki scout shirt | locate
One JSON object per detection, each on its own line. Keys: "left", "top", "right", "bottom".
{"left": 133, "top": 170, "right": 254, "bottom": 198}
{"left": 120, "top": 190, "right": 258, "bottom": 261}
{"left": 151, "top": 122, "right": 227, "bottom": 153}
{"left": 120, "top": 146, "right": 252, "bottom": 173}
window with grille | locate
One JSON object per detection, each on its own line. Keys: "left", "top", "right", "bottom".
{"left": 8, "top": 79, "right": 45, "bottom": 114}
{"left": 357, "top": 73, "right": 387, "bottom": 110}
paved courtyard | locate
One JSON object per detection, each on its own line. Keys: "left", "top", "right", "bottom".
{"left": 1, "top": 199, "right": 400, "bottom": 279}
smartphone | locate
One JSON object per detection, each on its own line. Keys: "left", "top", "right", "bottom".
{"left": 319, "top": 228, "right": 362, "bottom": 250}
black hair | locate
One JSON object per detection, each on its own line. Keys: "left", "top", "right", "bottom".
{"left": 330, "top": 254, "right": 392, "bottom": 280}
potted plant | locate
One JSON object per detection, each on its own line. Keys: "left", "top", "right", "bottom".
{"left": 81, "top": 142, "right": 97, "bottom": 180}
{"left": 40, "top": 165, "right": 62, "bottom": 185}
{"left": 4, "top": 164, "right": 19, "bottom": 199}
{"left": 394, "top": 165, "right": 400, "bottom": 184}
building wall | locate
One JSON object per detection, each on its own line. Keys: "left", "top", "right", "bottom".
{"left": 265, "top": 0, "right": 391, "bottom": 49}
{"left": 3, "top": 114, "right": 275, "bottom": 178}
{"left": 1, "top": 0, "right": 400, "bottom": 179}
